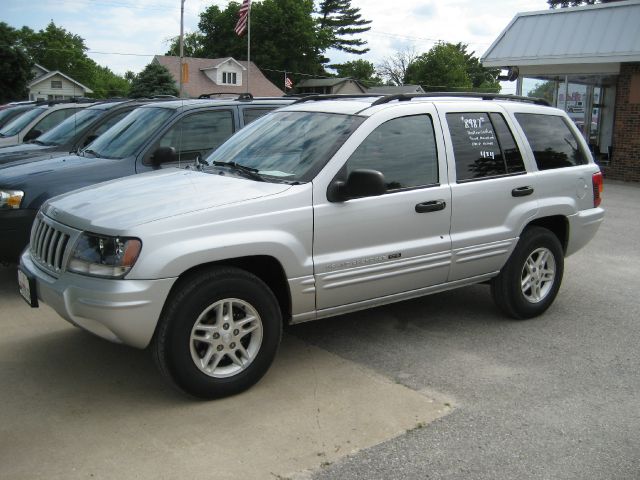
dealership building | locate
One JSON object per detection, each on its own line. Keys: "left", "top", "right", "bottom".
{"left": 482, "top": 0, "right": 640, "bottom": 181}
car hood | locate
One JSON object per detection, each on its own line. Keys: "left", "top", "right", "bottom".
{"left": 42, "top": 168, "right": 292, "bottom": 231}
{"left": 0, "top": 143, "right": 65, "bottom": 166}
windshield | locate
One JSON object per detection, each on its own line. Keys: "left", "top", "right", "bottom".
{"left": 83, "top": 106, "right": 174, "bottom": 159}
{"left": 36, "top": 108, "right": 103, "bottom": 146}
{"left": 0, "top": 107, "right": 46, "bottom": 137}
{"left": 0, "top": 106, "right": 34, "bottom": 128}
{"left": 205, "top": 111, "right": 364, "bottom": 182}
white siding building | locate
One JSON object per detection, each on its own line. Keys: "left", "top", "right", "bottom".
{"left": 28, "top": 71, "right": 93, "bottom": 101}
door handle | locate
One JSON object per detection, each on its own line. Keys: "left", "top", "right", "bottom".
{"left": 415, "top": 200, "right": 446, "bottom": 213}
{"left": 512, "top": 186, "right": 534, "bottom": 197}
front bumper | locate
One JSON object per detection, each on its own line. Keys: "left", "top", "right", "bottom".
{"left": 20, "top": 249, "right": 177, "bottom": 349}
{"left": 0, "top": 208, "right": 37, "bottom": 263}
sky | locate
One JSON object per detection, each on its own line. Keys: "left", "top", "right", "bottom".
{"left": 2, "top": 0, "right": 550, "bottom": 93}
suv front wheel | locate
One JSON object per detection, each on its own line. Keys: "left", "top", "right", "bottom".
{"left": 152, "top": 267, "right": 283, "bottom": 398}
{"left": 491, "top": 226, "right": 564, "bottom": 319}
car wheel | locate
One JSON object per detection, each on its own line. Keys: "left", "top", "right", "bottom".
{"left": 491, "top": 226, "right": 564, "bottom": 319}
{"left": 152, "top": 267, "right": 282, "bottom": 399}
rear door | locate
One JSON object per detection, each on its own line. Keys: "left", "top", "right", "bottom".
{"left": 436, "top": 104, "right": 539, "bottom": 281}
{"left": 313, "top": 106, "right": 452, "bottom": 311}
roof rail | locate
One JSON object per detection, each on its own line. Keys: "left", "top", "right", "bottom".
{"left": 370, "top": 92, "right": 550, "bottom": 107}
{"left": 292, "top": 94, "right": 382, "bottom": 104}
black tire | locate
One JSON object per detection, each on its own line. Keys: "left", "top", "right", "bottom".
{"left": 152, "top": 267, "right": 282, "bottom": 399}
{"left": 491, "top": 226, "right": 564, "bottom": 320}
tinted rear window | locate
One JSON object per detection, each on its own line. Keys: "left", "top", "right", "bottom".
{"left": 515, "top": 113, "right": 588, "bottom": 170}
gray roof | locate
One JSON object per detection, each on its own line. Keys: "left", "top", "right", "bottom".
{"left": 482, "top": 0, "right": 640, "bottom": 67}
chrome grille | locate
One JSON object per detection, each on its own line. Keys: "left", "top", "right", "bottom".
{"left": 30, "top": 215, "right": 72, "bottom": 274}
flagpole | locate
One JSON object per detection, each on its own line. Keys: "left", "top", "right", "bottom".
{"left": 246, "top": 5, "right": 250, "bottom": 94}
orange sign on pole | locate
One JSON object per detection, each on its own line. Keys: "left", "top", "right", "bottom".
{"left": 181, "top": 63, "right": 189, "bottom": 84}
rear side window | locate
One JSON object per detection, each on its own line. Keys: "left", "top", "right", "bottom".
{"left": 243, "top": 108, "right": 274, "bottom": 125}
{"left": 447, "top": 112, "right": 525, "bottom": 182}
{"left": 515, "top": 113, "right": 588, "bottom": 170}
{"left": 346, "top": 114, "right": 439, "bottom": 191}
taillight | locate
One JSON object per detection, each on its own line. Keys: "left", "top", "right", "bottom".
{"left": 592, "top": 172, "right": 603, "bottom": 208}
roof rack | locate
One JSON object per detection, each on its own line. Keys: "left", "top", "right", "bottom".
{"left": 292, "top": 94, "right": 382, "bottom": 104}
{"left": 197, "top": 92, "right": 254, "bottom": 101}
{"left": 370, "top": 92, "right": 550, "bottom": 107}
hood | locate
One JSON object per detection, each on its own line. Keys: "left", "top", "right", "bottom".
{"left": 0, "top": 143, "right": 65, "bottom": 166}
{"left": 42, "top": 168, "right": 292, "bottom": 231}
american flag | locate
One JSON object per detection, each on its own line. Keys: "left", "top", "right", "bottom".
{"left": 285, "top": 76, "right": 293, "bottom": 90}
{"left": 235, "top": 0, "right": 251, "bottom": 36}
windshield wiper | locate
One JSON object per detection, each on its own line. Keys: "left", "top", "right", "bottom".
{"left": 83, "top": 149, "right": 101, "bottom": 158}
{"left": 211, "top": 161, "right": 266, "bottom": 182}
{"left": 30, "top": 140, "right": 51, "bottom": 146}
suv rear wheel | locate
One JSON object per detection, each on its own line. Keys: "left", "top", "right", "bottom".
{"left": 152, "top": 267, "right": 282, "bottom": 398}
{"left": 491, "top": 226, "right": 564, "bottom": 319}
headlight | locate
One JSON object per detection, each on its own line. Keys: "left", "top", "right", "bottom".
{"left": 0, "top": 190, "right": 24, "bottom": 209}
{"left": 68, "top": 232, "right": 142, "bottom": 278}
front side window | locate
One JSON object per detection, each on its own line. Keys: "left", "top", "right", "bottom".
{"left": 205, "top": 111, "right": 364, "bottom": 182}
{"left": 33, "top": 108, "right": 79, "bottom": 134}
{"left": 0, "top": 107, "right": 47, "bottom": 137}
{"left": 243, "top": 108, "right": 275, "bottom": 125}
{"left": 83, "top": 106, "right": 174, "bottom": 159}
{"left": 345, "top": 115, "right": 439, "bottom": 191}
{"left": 515, "top": 113, "right": 588, "bottom": 170}
{"left": 36, "top": 108, "right": 103, "bottom": 146}
{"left": 151, "top": 110, "right": 234, "bottom": 163}
{"left": 447, "top": 112, "right": 525, "bottom": 182}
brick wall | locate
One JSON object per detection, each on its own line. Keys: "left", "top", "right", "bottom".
{"left": 605, "top": 62, "right": 640, "bottom": 182}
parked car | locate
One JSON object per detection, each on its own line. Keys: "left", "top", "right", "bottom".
{"left": 0, "top": 96, "right": 293, "bottom": 262}
{"left": 17, "top": 93, "right": 604, "bottom": 399}
{"left": 0, "top": 105, "right": 38, "bottom": 130}
{"left": 0, "top": 100, "right": 153, "bottom": 167}
{"left": 0, "top": 101, "right": 95, "bottom": 147}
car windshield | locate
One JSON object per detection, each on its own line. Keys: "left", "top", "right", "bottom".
{"left": 82, "top": 106, "right": 174, "bottom": 159}
{"left": 204, "top": 111, "right": 364, "bottom": 182}
{"left": 0, "top": 107, "right": 47, "bottom": 137}
{"left": 0, "top": 106, "right": 34, "bottom": 128}
{"left": 35, "top": 108, "right": 103, "bottom": 146}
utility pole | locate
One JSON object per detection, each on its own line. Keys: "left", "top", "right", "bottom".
{"left": 179, "top": 0, "right": 185, "bottom": 98}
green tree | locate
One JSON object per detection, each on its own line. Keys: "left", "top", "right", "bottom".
{"left": 527, "top": 81, "right": 555, "bottom": 104}
{"left": 405, "top": 42, "right": 472, "bottom": 91}
{"left": 197, "top": 0, "right": 325, "bottom": 86}
{"left": 91, "top": 65, "right": 130, "bottom": 98}
{"left": 316, "top": 0, "right": 372, "bottom": 54}
{"left": 19, "top": 22, "right": 95, "bottom": 87}
{"left": 405, "top": 42, "right": 500, "bottom": 92}
{"left": 331, "top": 59, "right": 382, "bottom": 86}
{"left": 129, "top": 62, "right": 178, "bottom": 98}
{"left": 0, "top": 22, "right": 33, "bottom": 102}
{"left": 165, "top": 31, "right": 206, "bottom": 57}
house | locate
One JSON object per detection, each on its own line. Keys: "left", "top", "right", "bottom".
{"left": 482, "top": 1, "right": 640, "bottom": 182}
{"left": 153, "top": 56, "right": 284, "bottom": 98}
{"left": 294, "top": 78, "right": 367, "bottom": 95}
{"left": 366, "top": 85, "right": 425, "bottom": 95}
{"left": 28, "top": 67, "right": 93, "bottom": 101}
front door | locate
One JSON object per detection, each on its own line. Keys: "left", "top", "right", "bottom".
{"left": 313, "top": 112, "right": 452, "bottom": 311}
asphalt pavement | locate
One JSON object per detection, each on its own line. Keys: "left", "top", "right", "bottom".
{"left": 0, "top": 180, "right": 638, "bottom": 479}
{"left": 292, "top": 180, "right": 640, "bottom": 480}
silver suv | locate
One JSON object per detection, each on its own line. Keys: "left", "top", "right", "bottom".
{"left": 18, "top": 93, "right": 605, "bottom": 398}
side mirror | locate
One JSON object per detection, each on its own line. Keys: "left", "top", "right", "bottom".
{"left": 327, "top": 169, "right": 386, "bottom": 202}
{"left": 150, "top": 146, "right": 177, "bottom": 169}
{"left": 24, "top": 129, "right": 42, "bottom": 142}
